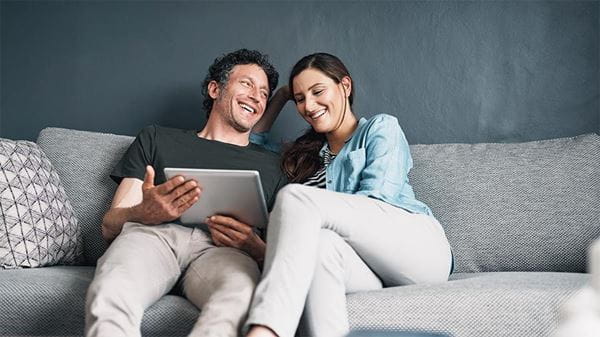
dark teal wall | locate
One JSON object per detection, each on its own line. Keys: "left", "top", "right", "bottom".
{"left": 1, "top": 1, "right": 598, "bottom": 144}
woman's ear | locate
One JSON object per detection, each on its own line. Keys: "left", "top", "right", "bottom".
{"left": 340, "top": 76, "right": 352, "bottom": 97}
{"left": 207, "top": 80, "right": 220, "bottom": 99}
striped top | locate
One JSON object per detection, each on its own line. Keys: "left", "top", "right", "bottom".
{"left": 303, "top": 147, "right": 337, "bottom": 188}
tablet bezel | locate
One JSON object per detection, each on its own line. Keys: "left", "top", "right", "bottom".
{"left": 164, "top": 168, "right": 269, "bottom": 228}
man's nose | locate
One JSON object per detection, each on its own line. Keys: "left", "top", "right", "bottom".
{"left": 248, "top": 87, "right": 260, "bottom": 103}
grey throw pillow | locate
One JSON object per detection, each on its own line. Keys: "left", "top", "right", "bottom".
{"left": 0, "top": 138, "right": 82, "bottom": 268}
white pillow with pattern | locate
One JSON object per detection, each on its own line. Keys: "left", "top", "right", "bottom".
{"left": 0, "top": 138, "right": 82, "bottom": 268}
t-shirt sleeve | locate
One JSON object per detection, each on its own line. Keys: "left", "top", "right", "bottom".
{"left": 110, "top": 126, "right": 156, "bottom": 184}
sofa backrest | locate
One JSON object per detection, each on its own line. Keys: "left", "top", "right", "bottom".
{"left": 408, "top": 133, "right": 600, "bottom": 273}
{"left": 37, "top": 127, "right": 134, "bottom": 265}
{"left": 38, "top": 127, "right": 600, "bottom": 271}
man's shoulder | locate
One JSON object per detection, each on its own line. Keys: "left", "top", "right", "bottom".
{"left": 138, "top": 125, "right": 191, "bottom": 135}
{"left": 134, "top": 125, "right": 194, "bottom": 143}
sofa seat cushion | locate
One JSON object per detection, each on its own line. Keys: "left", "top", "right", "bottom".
{"left": 0, "top": 266, "right": 199, "bottom": 336}
{"left": 347, "top": 272, "right": 588, "bottom": 337}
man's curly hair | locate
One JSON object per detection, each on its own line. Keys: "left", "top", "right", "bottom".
{"left": 202, "top": 49, "right": 279, "bottom": 118}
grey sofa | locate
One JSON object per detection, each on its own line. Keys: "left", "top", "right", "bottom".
{"left": 1, "top": 127, "right": 599, "bottom": 337}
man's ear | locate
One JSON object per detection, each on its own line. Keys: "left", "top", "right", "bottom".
{"left": 340, "top": 76, "right": 352, "bottom": 97}
{"left": 207, "top": 80, "right": 220, "bottom": 99}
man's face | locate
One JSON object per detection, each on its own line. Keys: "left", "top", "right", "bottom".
{"left": 210, "top": 64, "right": 270, "bottom": 133}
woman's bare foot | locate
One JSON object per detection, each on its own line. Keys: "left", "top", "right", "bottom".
{"left": 246, "top": 325, "right": 278, "bottom": 337}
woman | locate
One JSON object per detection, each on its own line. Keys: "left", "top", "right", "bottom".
{"left": 244, "top": 53, "right": 453, "bottom": 337}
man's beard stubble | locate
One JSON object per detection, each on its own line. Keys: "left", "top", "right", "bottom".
{"left": 216, "top": 92, "right": 252, "bottom": 133}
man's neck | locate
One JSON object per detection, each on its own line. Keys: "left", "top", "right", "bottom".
{"left": 197, "top": 114, "right": 251, "bottom": 147}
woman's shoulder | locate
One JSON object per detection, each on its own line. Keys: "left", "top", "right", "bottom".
{"left": 360, "top": 113, "right": 403, "bottom": 136}
{"left": 365, "top": 113, "right": 401, "bottom": 126}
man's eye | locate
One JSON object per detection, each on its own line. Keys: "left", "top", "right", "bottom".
{"left": 261, "top": 91, "right": 268, "bottom": 98}
{"left": 241, "top": 81, "right": 251, "bottom": 87}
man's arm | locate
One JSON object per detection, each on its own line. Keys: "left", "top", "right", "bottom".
{"left": 101, "top": 165, "right": 202, "bottom": 242}
{"left": 101, "top": 177, "right": 144, "bottom": 241}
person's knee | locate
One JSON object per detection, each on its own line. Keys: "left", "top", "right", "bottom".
{"left": 272, "top": 184, "right": 321, "bottom": 220}
{"left": 185, "top": 248, "right": 260, "bottom": 300}
{"left": 86, "top": 271, "right": 136, "bottom": 309}
{"left": 274, "top": 183, "right": 313, "bottom": 205}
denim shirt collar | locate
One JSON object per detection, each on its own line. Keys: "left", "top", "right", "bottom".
{"left": 318, "top": 117, "right": 368, "bottom": 158}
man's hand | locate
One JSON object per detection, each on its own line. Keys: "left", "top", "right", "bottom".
{"left": 132, "top": 166, "right": 202, "bottom": 225}
{"left": 206, "top": 215, "right": 266, "bottom": 264}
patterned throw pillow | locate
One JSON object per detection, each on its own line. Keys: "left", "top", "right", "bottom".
{"left": 0, "top": 138, "right": 82, "bottom": 268}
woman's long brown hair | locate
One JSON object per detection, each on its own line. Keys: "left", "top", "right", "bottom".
{"left": 281, "top": 53, "right": 354, "bottom": 183}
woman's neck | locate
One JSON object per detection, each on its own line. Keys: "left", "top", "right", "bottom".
{"left": 326, "top": 111, "right": 358, "bottom": 154}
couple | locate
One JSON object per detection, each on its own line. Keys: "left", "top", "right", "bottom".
{"left": 85, "top": 49, "right": 453, "bottom": 337}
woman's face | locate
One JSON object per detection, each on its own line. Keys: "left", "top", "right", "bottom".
{"left": 292, "top": 68, "right": 350, "bottom": 133}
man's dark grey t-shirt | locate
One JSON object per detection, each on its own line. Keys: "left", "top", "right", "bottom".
{"left": 111, "top": 125, "right": 287, "bottom": 211}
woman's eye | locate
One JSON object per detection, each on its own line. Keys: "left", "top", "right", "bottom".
{"left": 314, "top": 90, "right": 323, "bottom": 95}
{"left": 295, "top": 97, "right": 304, "bottom": 103}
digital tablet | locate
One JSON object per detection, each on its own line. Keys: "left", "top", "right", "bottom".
{"left": 164, "top": 168, "right": 269, "bottom": 229}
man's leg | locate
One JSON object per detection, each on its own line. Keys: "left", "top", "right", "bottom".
{"left": 182, "top": 246, "right": 261, "bottom": 337}
{"left": 85, "top": 222, "right": 191, "bottom": 337}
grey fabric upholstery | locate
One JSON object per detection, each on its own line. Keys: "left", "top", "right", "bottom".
{"left": 0, "top": 266, "right": 199, "bottom": 336}
{"left": 0, "top": 268, "right": 587, "bottom": 337}
{"left": 37, "top": 128, "right": 134, "bottom": 265}
{"left": 7, "top": 127, "right": 594, "bottom": 337}
{"left": 408, "top": 134, "right": 600, "bottom": 273}
{"left": 348, "top": 272, "right": 589, "bottom": 337}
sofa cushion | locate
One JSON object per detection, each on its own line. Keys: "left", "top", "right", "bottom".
{"left": 37, "top": 128, "right": 134, "bottom": 265}
{"left": 347, "top": 271, "right": 589, "bottom": 337}
{"left": 409, "top": 133, "right": 600, "bottom": 273}
{"left": 0, "top": 266, "right": 199, "bottom": 336}
{"left": 0, "top": 138, "right": 82, "bottom": 268}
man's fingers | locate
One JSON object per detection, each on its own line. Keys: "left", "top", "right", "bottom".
{"left": 207, "top": 215, "right": 248, "bottom": 233}
{"left": 176, "top": 193, "right": 200, "bottom": 213}
{"left": 155, "top": 175, "right": 186, "bottom": 195}
{"left": 142, "top": 165, "right": 155, "bottom": 190}
{"left": 208, "top": 222, "right": 244, "bottom": 241}
{"left": 168, "top": 180, "right": 199, "bottom": 202}
{"left": 208, "top": 227, "right": 224, "bottom": 247}
{"left": 209, "top": 226, "right": 236, "bottom": 247}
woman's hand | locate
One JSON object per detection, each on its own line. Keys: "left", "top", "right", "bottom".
{"left": 206, "top": 215, "right": 266, "bottom": 265}
{"left": 252, "top": 85, "right": 293, "bottom": 133}
{"left": 275, "top": 85, "right": 292, "bottom": 102}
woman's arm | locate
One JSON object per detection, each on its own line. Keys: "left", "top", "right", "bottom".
{"left": 355, "top": 115, "right": 411, "bottom": 198}
{"left": 252, "top": 86, "right": 291, "bottom": 133}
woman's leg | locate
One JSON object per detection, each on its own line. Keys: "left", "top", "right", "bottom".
{"left": 298, "top": 229, "right": 382, "bottom": 337}
{"left": 245, "top": 184, "right": 452, "bottom": 337}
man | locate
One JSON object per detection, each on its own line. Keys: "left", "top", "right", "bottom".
{"left": 85, "top": 49, "right": 286, "bottom": 337}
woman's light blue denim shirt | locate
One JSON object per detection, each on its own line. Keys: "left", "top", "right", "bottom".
{"left": 251, "top": 113, "right": 433, "bottom": 216}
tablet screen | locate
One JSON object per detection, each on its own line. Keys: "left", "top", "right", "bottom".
{"left": 164, "top": 168, "right": 269, "bottom": 228}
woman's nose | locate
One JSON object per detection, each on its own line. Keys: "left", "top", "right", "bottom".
{"left": 305, "top": 97, "right": 318, "bottom": 113}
